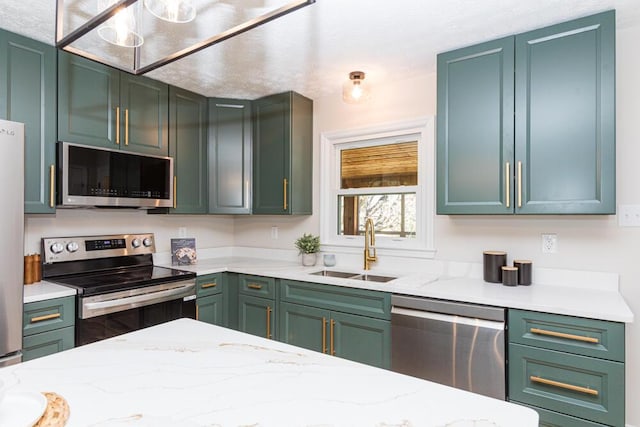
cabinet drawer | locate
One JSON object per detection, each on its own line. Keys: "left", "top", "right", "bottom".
{"left": 238, "top": 275, "right": 276, "bottom": 299}
{"left": 22, "top": 326, "right": 75, "bottom": 362}
{"left": 509, "top": 343, "right": 624, "bottom": 426}
{"left": 513, "top": 402, "right": 607, "bottom": 427}
{"left": 281, "top": 280, "right": 391, "bottom": 320}
{"left": 509, "top": 309, "right": 624, "bottom": 362}
{"left": 23, "top": 296, "right": 75, "bottom": 336}
{"left": 196, "top": 273, "right": 223, "bottom": 297}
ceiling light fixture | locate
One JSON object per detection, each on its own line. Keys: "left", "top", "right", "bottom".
{"left": 55, "top": 0, "right": 316, "bottom": 75}
{"left": 342, "top": 71, "right": 371, "bottom": 104}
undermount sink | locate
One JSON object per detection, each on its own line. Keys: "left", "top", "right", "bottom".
{"left": 309, "top": 270, "right": 397, "bottom": 283}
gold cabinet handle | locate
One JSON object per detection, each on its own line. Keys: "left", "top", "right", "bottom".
{"left": 196, "top": 304, "right": 199, "bottom": 320}
{"left": 505, "top": 162, "right": 510, "bottom": 208}
{"left": 49, "top": 164, "right": 55, "bottom": 208}
{"left": 173, "top": 176, "right": 177, "bottom": 209}
{"left": 322, "top": 317, "right": 328, "bottom": 354}
{"left": 116, "top": 106, "right": 120, "bottom": 144}
{"left": 125, "top": 108, "right": 129, "bottom": 145}
{"left": 266, "top": 306, "right": 273, "bottom": 339}
{"left": 530, "top": 375, "right": 598, "bottom": 396}
{"left": 31, "top": 313, "right": 61, "bottom": 323}
{"left": 201, "top": 282, "right": 217, "bottom": 289}
{"left": 517, "top": 160, "right": 523, "bottom": 208}
{"left": 283, "top": 178, "right": 288, "bottom": 211}
{"left": 247, "top": 284, "right": 263, "bottom": 290}
{"left": 530, "top": 327, "right": 599, "bottom": 344}
{"left": 330, "top": 319, "right": 336, "bottom": 356}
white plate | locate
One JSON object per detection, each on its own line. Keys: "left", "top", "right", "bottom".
{"left": 0, "top": 391, "right": 48, "bottom": 427}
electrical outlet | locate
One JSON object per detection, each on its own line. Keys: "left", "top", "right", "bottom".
{"left": 618, "top": 205, "right": 640, "bottom": 227}
{"left": 271, "top": 226, "right": 279, "bottom": 240}
{"left": 178, "top": 227, "right": 187, "bottom": 238}
{"left": 541, "top": 233, "right": 558, "bottom": 254}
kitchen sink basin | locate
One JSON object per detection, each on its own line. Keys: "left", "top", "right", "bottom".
{"left": 350, "top": 274, "right": 397, "bottom": 283}
{"left": 310, "top": 270, "right": 358, "bottom": 279}
{"left": 309, "top": 270, "right": 397, "bottom": 283}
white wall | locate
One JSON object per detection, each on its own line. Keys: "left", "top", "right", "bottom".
{"left": 25, "top": 210, "right": 235, "bottom": 254}
{"left": 234, "top": 17, "right": 640, "bottom": 426}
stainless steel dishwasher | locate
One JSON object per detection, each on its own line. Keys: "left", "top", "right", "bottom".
{"left": 391, "top": 294, "right": 506, "bottom": 400}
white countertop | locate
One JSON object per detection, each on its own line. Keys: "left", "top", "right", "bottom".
{"left": 160, "top": 256, "right": 634, "bottom": 323}
{"left": 23, "top": 281, "right": 76, "bottom": 303}
{"left": 0, "top": 318, "right": 538, "bottom": 426}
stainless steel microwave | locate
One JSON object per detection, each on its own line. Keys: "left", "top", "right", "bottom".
{"left": 57, "top": 142, "right": 174, "bottom": 208}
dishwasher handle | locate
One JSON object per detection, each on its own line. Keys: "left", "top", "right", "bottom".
{"left": 391, "top": 294, "right": 505, "bottom": 322}
{"left": 391, "top": 306, "right": 505, "bottom": 330}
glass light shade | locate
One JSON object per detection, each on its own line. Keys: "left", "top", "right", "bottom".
{"left": 144, "top": 0, "right": 196, "bottom": 23}
{"left": 97, "top": 0, "right": 144, "bottom": 48}
{"left": 342, "top": 71, "right": 371, "bottom": 104}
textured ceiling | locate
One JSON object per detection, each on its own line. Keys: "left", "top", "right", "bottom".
{"left": 2, "top": 0, "right": 639, "bottom": 100}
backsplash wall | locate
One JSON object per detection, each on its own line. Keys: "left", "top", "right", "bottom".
{"left": 24, "top": 209, "right": 235, "bottom": 254}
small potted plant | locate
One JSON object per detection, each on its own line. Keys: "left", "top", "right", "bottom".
{"left": 295, "top": 233, "right": 320, "bottom": 266}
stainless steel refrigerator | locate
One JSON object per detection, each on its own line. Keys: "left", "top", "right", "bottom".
{"left": 0, "top": 119, "right": 24, "bottom": 367}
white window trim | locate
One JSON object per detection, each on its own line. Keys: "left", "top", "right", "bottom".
{"left": 320, "top": 117, "right": 436, "bottom": 259}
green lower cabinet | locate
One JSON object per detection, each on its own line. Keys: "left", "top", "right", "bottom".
{"left": 238, "top": 294, "right": 276, "bottom": 340}
{"left": 279, "top": 301, "right": 391, "bottom": 369}
{"left": 197, "top": 294, "right": 223, "bottom": 326}
{"left": 23, "top": 326, "right": 74, "bottom": 362}
{"left": 508, "top": 343, "right": 624, "bottom": 426}
{"left": 331, "top": 311, "right": 390, "bottom": 369}
{"left": 514, "top": 402, "right": 608, "bottom": 427}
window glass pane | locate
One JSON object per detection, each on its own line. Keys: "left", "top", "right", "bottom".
{"left": 339, "top": 193, "right": 416, "bottom": 238}
{"left": 340, "top": 142, "right": 418, "bottom": 189}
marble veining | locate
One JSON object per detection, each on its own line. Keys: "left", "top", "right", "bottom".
{"left": 0, "top": 319, "right": 537, "bottom": 426}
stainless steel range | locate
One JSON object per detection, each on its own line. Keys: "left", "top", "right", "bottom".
{"left": 42, "top": 233, "right": 196, "bottom": 346}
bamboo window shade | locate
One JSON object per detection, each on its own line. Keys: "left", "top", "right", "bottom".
{"left": 340, "top": 141, "right": 418, "bottom": 189}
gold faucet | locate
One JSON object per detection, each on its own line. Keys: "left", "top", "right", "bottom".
{"left": 364, "top": 217, "right": 377, "bottom": 270}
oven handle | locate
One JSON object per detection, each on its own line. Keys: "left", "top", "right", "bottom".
{"left": 81, "top": 282, "right": 195, "bottom": 319}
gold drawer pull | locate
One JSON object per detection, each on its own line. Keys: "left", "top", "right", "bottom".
{"left": 530, "top": 375, "right": 599, "bottom": 396}
{"left": 247, "top": 284, "right": 263, "bottom": 290}
{"left": 31, "top": 313, "right": 61, "bottom": 323}
{"left": 283, "top": 178, "right": 288, "bottom": 211}
{"left": 116, "top": 106, "right": 120, "bottom": 144}
{"left": 266, "top": 306, "right": 273, "bottom": 339}
{"left": 201, "top": 282, "right": 217, "bottom": 289}
{"left": 517, "top": 160, "right": 523, "bottom": 208}
{"left": 322, "top": 317, "right": 328, "bottom": 354}
{"left": 530, "top": 327, "right": 599, "bottom": 344}
{"left": 505, "top": 162, "right": 510, "bottom": 208}
{"left": 330, "top": 319, "right": 336, "bottom": 356}
{"left": 49, "top": 164, "right": 55, "bottom": 208}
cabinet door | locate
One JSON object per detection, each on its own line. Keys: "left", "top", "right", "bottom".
{"left": 0, "top": 30, "right": 56, "bottom": 213}
{"left": 197, "top": 294, "right": 223, "bottom": 326}
{"left": 169, "top": 86, "right": 208, "bottom": 213}
{"left": 238, "top": 295, "right": 275, "bottom": 340}
{"left": 279, "top": 302, "right": 328, "bottom": 354}
{"left": 331, "top": 311, "right": 390, "bottom": 369}
{"left": 22, "top": 326, "right": 74, "bottom": 362}
{"left": 58, "top": 51, "right": 120, "bottom": 149}
{"left": 436, "top": 37, "right": 515, "bottom": 214}
{"left": 515, "top": 11, "right": 615, "bottom": 214}
{"left": 120, "top": 73, "right": 168, "bottom": 156}
{"left": 209, "top": 98, "right": 252, "bottom": 214}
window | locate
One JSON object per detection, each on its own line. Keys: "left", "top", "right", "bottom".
{"left": 320, "top": 118, "right": 435, "bottom": 257}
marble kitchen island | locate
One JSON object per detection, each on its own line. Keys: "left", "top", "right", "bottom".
{"left": 0, "top": 319, "right": 537, "bottom": 426}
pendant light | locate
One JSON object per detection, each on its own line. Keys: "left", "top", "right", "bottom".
{"left": 143, "top": 0, "right": 196, "bottom": 23}
{"left": 342, "top": 71, "right": 371, "bottom": 104}
{"left": 97, "top": 0, "right": 144, "bottom": 48}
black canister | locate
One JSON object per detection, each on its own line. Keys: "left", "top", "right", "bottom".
{"left": 514, "top": 259, "right": 532, "bottom": 286}
{"left": 483, "top": 251, "right": 507, "bottom": 283}
{"left": 501, "top": 266, "right": 519, "bottom": 286}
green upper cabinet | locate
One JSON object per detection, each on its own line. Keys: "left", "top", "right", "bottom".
{"left": 58, "top": 51, "right": 169, "bottom": 156}
{"left": 208, "top": 98, "right": 252, "bottom": 214}
{"left": 437, "top": 11, "right": 615, "bottom": 215}
{"left": 0, "top": 30, "right": 57, "bottom": 213}
{"left": 169, "top": 86, "right": 208, "bottom": 213}
{"left": 253, "top": 91, "right": 312, "bottom": 215}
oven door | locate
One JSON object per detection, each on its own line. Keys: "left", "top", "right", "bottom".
{"left": 76, "top": 280, "right": 196, "bottom": 346}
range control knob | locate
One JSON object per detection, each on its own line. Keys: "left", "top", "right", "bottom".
{"left": 66, "top": 241, "right": 79, "bottom": 253}
{"left": 50, "top": 242, "right": 64, "bottom": 254}
{"left": 131, "top": 238, "right": 141, "bottom": 248}
{"left": 142, "top": 237, "right": 153, "bottom": 247}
